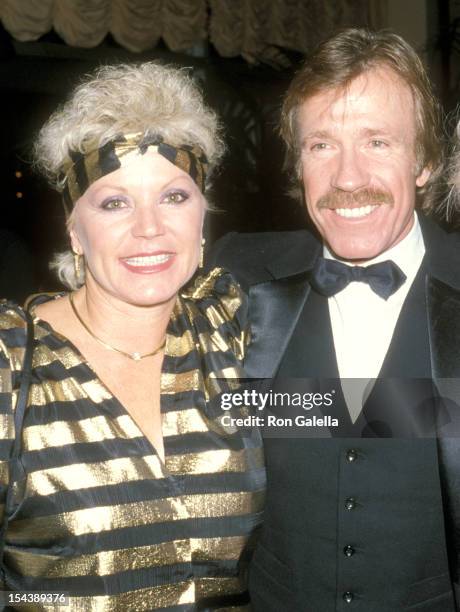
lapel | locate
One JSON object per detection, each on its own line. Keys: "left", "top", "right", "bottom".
{"left": 421, "top": 219, "right": 460, "bottom": 581}
{"left": 243, "top": 231, "right": 321, "bottom": 378}
{"left": 420, "top": 216, "right": 460, "bottom": 379}
{"left": 427, "top": 276, "right": 460, "bottom": 378}
{"left": 244, "top": 274, "right": 310, "bottom": 378}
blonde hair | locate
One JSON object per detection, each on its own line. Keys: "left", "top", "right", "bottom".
{"left": 34, "top": 62, "right": 224, "bottom": 289}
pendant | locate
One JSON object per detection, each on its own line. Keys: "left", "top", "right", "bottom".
{"left": 132, "top": 352, "right": 141, "bottom": 361}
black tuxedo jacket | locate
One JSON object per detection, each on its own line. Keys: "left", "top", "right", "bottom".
{"left": 209, "top": 215, "right": 460, "bottom": 611}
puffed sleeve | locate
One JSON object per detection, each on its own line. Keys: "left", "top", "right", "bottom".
{"left": 0, "top": 313, "right": 20, "bottom": 523}
{"left": 0, "top": 337, "right": 12, "bottom": 527}
{"left": 181, "top": 267, "right": 249, "bottom": 362}
{"left": 0, "top": 303, "right": 24, "bottom": 587}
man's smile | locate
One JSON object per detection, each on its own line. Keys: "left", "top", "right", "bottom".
{"left": 332, "top": 204, "right": 380, "bottom": 218}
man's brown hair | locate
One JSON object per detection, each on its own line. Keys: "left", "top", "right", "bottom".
{"left": 280, "top": 28, "right": 443, "bottom": 214}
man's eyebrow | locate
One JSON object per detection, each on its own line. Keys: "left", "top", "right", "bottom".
{"left": 300, "top": 130, "right": 332, "bottom": 145}
{"left": 361, "top": 127, "right": 408, "bottom": 144}
{"left": 300, "top": 127, "right": 403, "bottom": 144}
{"left": 360, "top": 127, "right": 391, "bottom": 137}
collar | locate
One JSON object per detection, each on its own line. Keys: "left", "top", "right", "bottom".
{"left": 258, "top": 213, "right": 460, "bottom": 289}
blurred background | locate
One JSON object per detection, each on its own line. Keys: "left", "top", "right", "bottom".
{"left": 0, "top": 0, "right": 459, "bottom": 299}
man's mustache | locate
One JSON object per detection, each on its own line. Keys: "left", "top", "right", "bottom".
{"left": 317, "top": 188, "right": 394, "bottom": 209}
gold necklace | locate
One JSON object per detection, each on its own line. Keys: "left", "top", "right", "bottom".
{"left": 69, "top": 292, "right": 166, "bottom": 361}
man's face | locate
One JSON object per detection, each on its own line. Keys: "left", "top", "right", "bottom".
{"left": 298, "top": 67, "right": 431, "bottom": 261}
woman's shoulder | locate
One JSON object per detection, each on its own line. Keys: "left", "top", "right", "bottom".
{"left": 0, "top": 293, "right": 65, "bottom": 350}
{"left": 0, "top": 300, "right": 29, "bottom": 369}
{"left": 0, "top": 299, "right": 28, "bottom": 332}
{"left": 0, "top": 292, "right": 66, "bottom": 326}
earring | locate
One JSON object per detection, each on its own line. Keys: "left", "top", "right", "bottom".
{"left": 199, "top": 237, "right": 206, "bottom": 269}
{"left": 73, "top": 252, "right": 82, "bottom": 280}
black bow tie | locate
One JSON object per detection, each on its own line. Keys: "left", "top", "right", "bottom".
{"left": 310, "top": 256, "right": 407, "bottom": 300}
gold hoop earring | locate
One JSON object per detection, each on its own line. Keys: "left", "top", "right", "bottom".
{"left": 199, "top": 237, "right": 206, "bottom": 269}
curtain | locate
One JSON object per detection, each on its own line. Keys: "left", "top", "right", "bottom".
{"left": 0, "top": 0, "right": 387, "bottom": 63}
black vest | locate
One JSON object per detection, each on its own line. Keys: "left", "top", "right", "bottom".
{"left": 249, "top": 263, "right": 456, "bottom": 611}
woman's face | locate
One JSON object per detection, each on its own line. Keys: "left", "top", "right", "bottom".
{"left": 70, "top": 150, "right": 206, "bottom": 308}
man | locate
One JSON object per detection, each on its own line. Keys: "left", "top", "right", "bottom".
{"left": 210, "top": 29, "right": 460, "bottom": 611}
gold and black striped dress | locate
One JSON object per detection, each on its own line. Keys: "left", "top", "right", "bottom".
{"left": 0, "top": 268, "right": 265, "bottom": 610}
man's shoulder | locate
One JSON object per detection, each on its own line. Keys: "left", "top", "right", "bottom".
{"left": 421, "top": 216, "right": 460, "bottom": 289}
{"left": 207, "top": 230, "right": 319, "bottom": 287}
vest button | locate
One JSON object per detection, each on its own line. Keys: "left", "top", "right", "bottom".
{"left": 345, "top": 497, "right": 356, "bottom": 510}
{"left": 346, "top": 449, "right": 358, "bottom": 462}
{"left": 343, "top": 591, "right": 354, "bottom": 603}
{"left": 343, "top": 545, "right": 355, "bottom": 557}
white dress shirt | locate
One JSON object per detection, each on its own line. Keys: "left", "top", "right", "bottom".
{"left": 324, "top": 213, "right": 425, "bottom": 421}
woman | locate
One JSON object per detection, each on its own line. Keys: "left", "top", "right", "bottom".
{"left": 0, "top": 63, "right": 264, "bottom": 609}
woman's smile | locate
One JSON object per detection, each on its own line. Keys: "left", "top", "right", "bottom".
{"left": 120, "top": 251, "right": 176, "bottom": 273}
